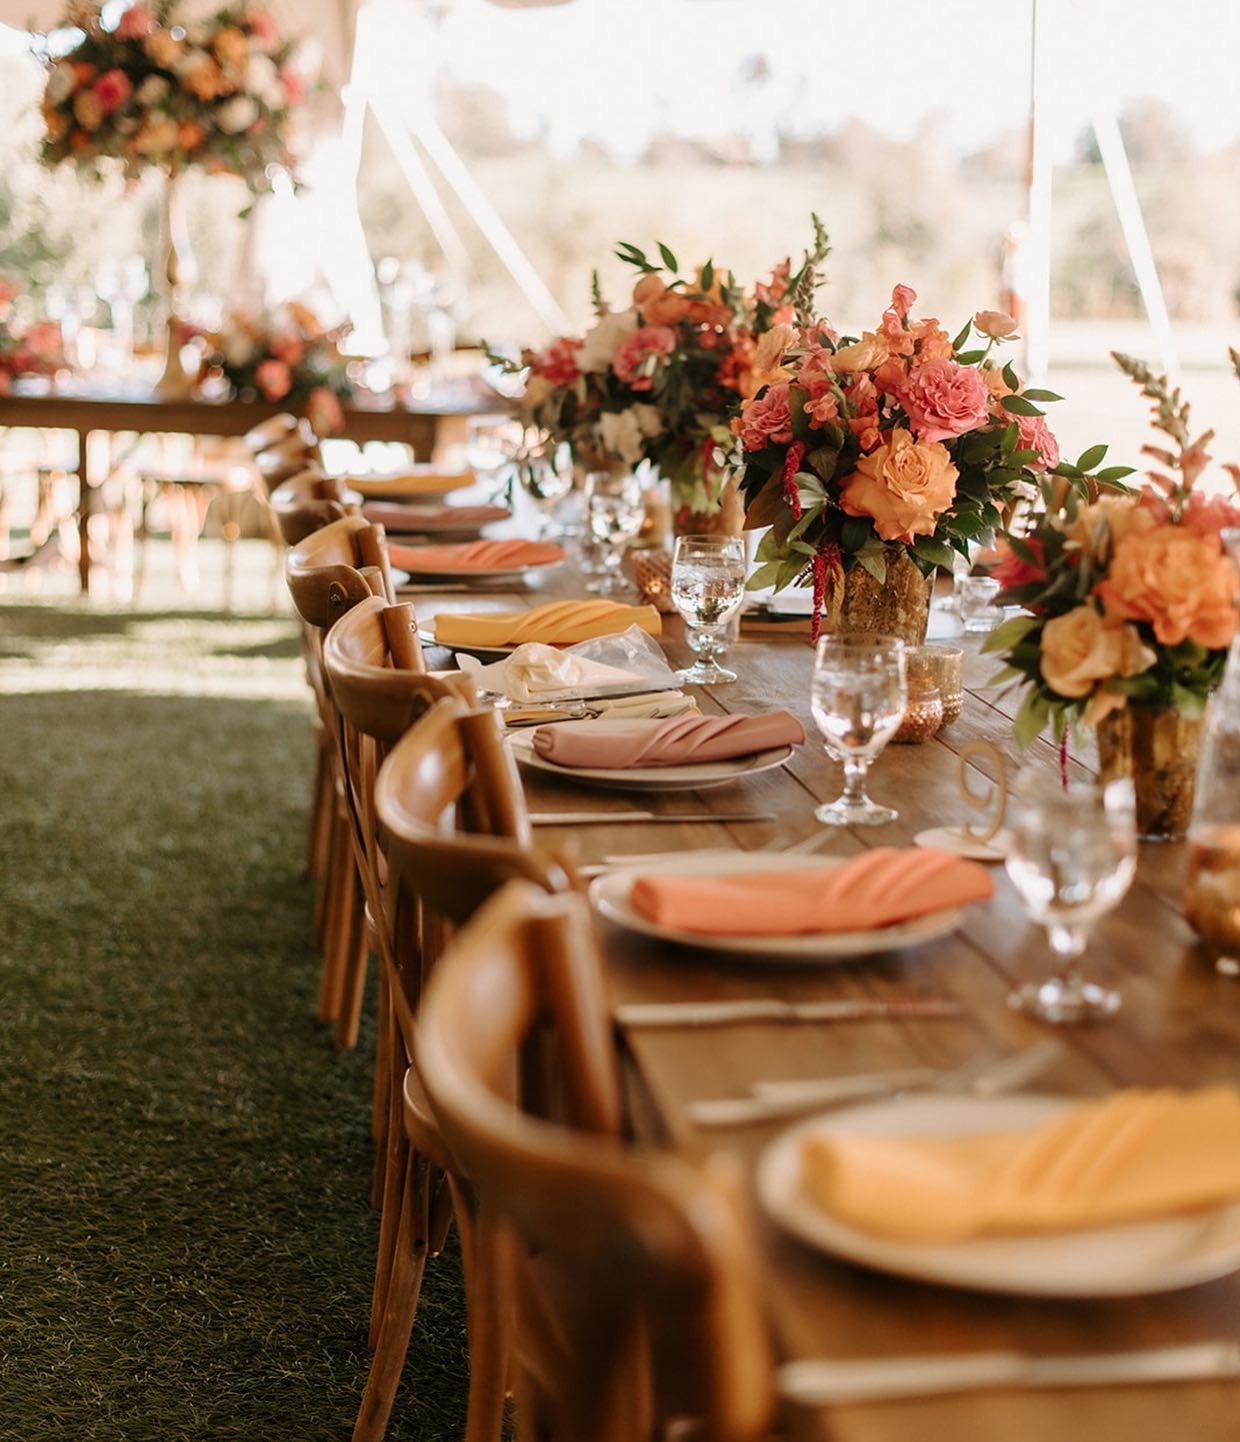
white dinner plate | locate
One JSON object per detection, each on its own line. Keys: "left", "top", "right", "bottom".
{"left": 508, "top": 733, "right": 792, "bottom": 792}
{"left": 589, "top": 852, "right": 963, "bottom": 960}
{"left": 345, "top": 471, "right": 475, "bottom": 499}
{"left": 398, "top": 556, "right": 563, "bottom": 584}
{"left": 757, "top": 1092, "right": 1240, "bottom": 1296}
{"left": 418, "top": 628, "right": 518, "bottom": 660}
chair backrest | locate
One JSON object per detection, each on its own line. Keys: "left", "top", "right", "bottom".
{"left": 243, "top": 412, "right": 300, "bottom": 454}
{"left": 256, "top": 430, "right": 321, "bottom": 492}
{"left": 270, "top": 470, "right": 351, "bottom": 545}
{"left": 285, "top": 514, "right": 395, "bottom": 629}
{"left": 416, "top": 881, "right": 774, "bottom": 1442}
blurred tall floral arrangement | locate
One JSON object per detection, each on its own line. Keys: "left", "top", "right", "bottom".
{"left": 34, "top": 1, "right": 306, "bottom": 391}
{"left": 0, "top": 280, "right": 64, "bottom": 391}
{"left": 501, "top": 218, "right": 830, "bottom": 530}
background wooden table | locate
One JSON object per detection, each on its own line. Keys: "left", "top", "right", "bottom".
{"left": 409, "top": 553, "right": 1240, "bottom": 1442}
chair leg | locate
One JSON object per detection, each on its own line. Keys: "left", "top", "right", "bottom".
{"left": 371, "top": 975, "right": 391, "bottom": 1209}
{"left": 308, "top": 736, "right": 332, "bottom": 883}
{"left": 353, "top": 1153, "right": 430, "bottom": 1442}
{"left": 334, "top": 891, "right": 369, "bottom": 1050}
{"left": 369, "top": 1088, "right": 412, "bottom": 1348}
{"left": 316, "top": 806, "right": 353, "bottom": 1025}
{"left": 463, "top": 1205, "right": 515, "bottom": 1442}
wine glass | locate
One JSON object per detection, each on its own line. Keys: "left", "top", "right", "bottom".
{"left": 584, "top": 469, "right": 644, "bottom": 595}
{"left": 1004, "top": 770, "right": 1137, "bottom": 1022}
{"left": 467, "top": 414, "right": 522, "bottom": 505}
{"left": 810, "top": 634, "right": 906, "bottom": 826}
{"left": 515, "top": 432, "right": 573, "bottom": 537}
{"left": 671, "top": 534, "right": 747, "bottom": 684}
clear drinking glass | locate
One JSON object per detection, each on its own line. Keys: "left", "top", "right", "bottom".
{"left": 810, "top": 634, "right": 907, "bottom": 826}
{"left": 958, "top": 575, "right": 1002, "bottom": 632}
{"left": 670, "top": 534, "right": 747, "bottom": 685}
{"left": 584, "top": 469, "right": 644, "bottom": 595}
{"left": 466, "top": 414, "right": 523, "bottom": 504}
{"left": 1005, "top": 770, "right": 1137, "bottom": 1022}
{"left": 515, "top": 432, "right": 573, "bottom": 537}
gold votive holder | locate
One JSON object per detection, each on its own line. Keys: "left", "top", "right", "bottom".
{"left": 893, "top": 685, "right": 944, "bottom": 744}
{"left": 908, "top": 645, "right": 964, "bottom": 725}
{"left": 627, "top": 547, "right": 676, "bottom": 613}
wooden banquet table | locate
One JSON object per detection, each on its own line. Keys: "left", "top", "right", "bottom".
{"left": 413, "top": 561, "right": 1240, "bottom": 1442}
{"left": 0, "top": 379, "right": 506, "bottom": 592}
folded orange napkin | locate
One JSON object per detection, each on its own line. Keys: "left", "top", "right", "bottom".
{"left": 389, "top": 539, "right": 565, "bottom": 573}
{"left": 362, "top": 502, "right": 510, "bottom": 532}
{"left": 628, "top": 847, "right": 993, "bottom": 935}
{"left": 346, "top": 469, "right": 474, "bottom": 498}
{"left": 435, "top": 600, "right": 662, "bottom": 648}
{"left": 533, "top": 711, "right": 804, "bottom": 770}
{"left": 800, "top": 1085, "right": 1240, "bottom": 1243}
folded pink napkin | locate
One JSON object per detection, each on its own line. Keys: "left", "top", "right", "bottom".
{"left": 389, "top": 538, "right": 565, "bottom": 572}
{"left": 629, "top": 847, "right": 994, "bottom": 935}
{"left": 532, "top": 711, "right": 805, "bottom": 770}
{"left": 362, "top": 501, "right": 511, "bottom": 532}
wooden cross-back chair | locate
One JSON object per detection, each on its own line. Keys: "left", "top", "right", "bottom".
{"left": 270, "top": 470, "right": 355, "bottom": 546}
{"left": 243, "top": 412, "right": 301, "bottom": 455}
{"left": 352, "top": 698, "right": 572, "bottom": 1442}
{"left": 283, "top": 516, "right": 396, "bottom": 1046}
{"left": 417, "top": 880, "right": 775, "bottom": 1442}
{"left": 255, "top": 427, "right": 323, "bottom": 495}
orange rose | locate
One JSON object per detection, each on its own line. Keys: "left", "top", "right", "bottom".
{"left": 145, "top": 29, "right": 183, "bottom": 67}
{"left": 213, "top": 26, "right": 249, "bottom": 72}
{"left": 974, "top": 310, "right": 1020, "bottom": 341}
{"left": 178, "top": 121, "right": 205, "bottom": 150}
{"left": 133, "top": 118, "right": 180, "bottom": 155}
{"left": 1095, "top": 525, "right": 1238, "bottom": 649}
{"left": 839, "top": 428, "right": 958, "bottom": 542}
{"left": 631, "top": 273, "right": 688, "bottom": 327}
{"left": 1066, "top": 495, "right": 1157, "bottom": 556}
{"left": 831, "top": 331, "right": 890, "bottom": 374}
{"left": 73, "top": 89, "right": 104, "bottom": 130}
{"left": 181, "top": 55, "right": 227, "bottom": 100}
{"left": 1039, "top": 605, "right": 1155, "bottom": 704}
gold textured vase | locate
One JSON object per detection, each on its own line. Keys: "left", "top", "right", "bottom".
{"left": 1095, "top": 704, "right": 1202, "bottom": 840}
{"left": 821, "top": 546, "right": 934, "bottom": 647}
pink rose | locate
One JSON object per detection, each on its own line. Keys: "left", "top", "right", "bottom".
{"left": 1016, "top": 411, "right": 1060, "bottom": 471}
{"left": 256, "top": 358, "right": 293, "bottom": 401}
{"left": 736, "top": 381, "right": 793, "bottom": 452}
{"left": 115, "top": 6, "right": 157, "bottom": 39}
{"left": 306, "top": 386, "right": 344, "bottom": 437}
{"left": 244, "top": 10, "right": 281, "bottom": 51}
{"left": 268, "top": 330, "right": 305, "bottom": 366}
{"left": 533, "top": 336, "right": 582, "bottom": 386}
{"left": 1178, "top": 490, "right": 1240, "bottom": 538}
{"left": 988, "top": 536, "right": 1047, "bottom": 593}
{"left": 93, "top": 68, "right": 133, "bottom": 112}
{"left": 611, "top": 325, "right": 676, "bottom": 392}
{"left": 279, "top": 67, "right": 304, "bottom": 106}
{"left": 899, "top": 358, "right": 990, "bottom": 443}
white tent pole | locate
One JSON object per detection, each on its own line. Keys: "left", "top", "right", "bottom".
{"left": 1025, "top": 0, "right": 1054, "bottom": 386}
{"left": 371, "top": 100, "right": 473, "bottom": 278}
{"left": 410, "top": 111, "right": 571, "bottom": 335}
{"left": 1091, "top": 107, "right": 1180, "bottom": 380}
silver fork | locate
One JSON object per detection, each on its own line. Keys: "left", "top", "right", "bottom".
{"left": 687, "top": 1039, "right": 1064, "bottom": 1128}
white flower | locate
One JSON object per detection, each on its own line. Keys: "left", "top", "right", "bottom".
{"left": 46, "top": 60, "right": 77, "bottom": 107}
{"left": 216, "top": 94, "right": 260, "bottom": 133}
{"left": 577, "top": 308, "right": 638, "bottom": 374}
{"left": 135, "top": 75, "right": 170, "bottom": 108}
{"left": 600, "top": 407, "right": 649, "bottom": 465}
{"left": 244, "top": 53, "right": 283, "bottom": 107}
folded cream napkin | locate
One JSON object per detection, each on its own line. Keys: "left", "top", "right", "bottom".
{"left": 800, "top": 1085, "right": 1240, "bottom": 1243}
{"left": 628, "top": 847, "right": 993, "bottom": 935}
{"left": 362, "top": 502, "right": 511, "bottom": 531}
{"left": 347, "top": 469, "right": 474, "bottom": 498}
{"left": 389, "top": 539, "right": 565, "bottom": 573}
{"left": 533, "top": 711, "right": 805, "bottom": 770}
{"left": 460, "top": 642, "right": 648, "bottom": 702}
{"left": 435, "top": 600, "right": 662, "bottom": 648}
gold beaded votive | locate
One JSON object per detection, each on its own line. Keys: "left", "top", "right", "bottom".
{"left": 893, "top": 685, "right": 944, "bottom": 744}
{"left": 907, "top": 645, "right": 964, "bottom": 725}
{"left": 627, "top": 548, "right": 677, "bottom": 613}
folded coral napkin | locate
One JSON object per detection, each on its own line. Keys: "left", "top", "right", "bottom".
{"left": 533, "top": 711, "right": 805, "bottom": 770}
{"left": 347, "top": 469, "right": 474, "bottom": 498}
{"left": 389, "top": 539, "right": 565, "bottom": 573}
{"left": 362, "top": 502, "right": 511, "bottom": 532}
{"left": 800, "top": 1085, "right": 1240, "bottom": 1243}
{"left": 628, "top": 847, "right": 993, "bottom": 935}
{"left": 435, "top": 600, "right": 662, "bottom": 648}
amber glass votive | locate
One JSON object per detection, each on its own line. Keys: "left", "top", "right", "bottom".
{"left": 893, "top": 685, "right": 944, "bottom": 744}
{"left": 907, "top": 645, "right": 964, "bottom": 725}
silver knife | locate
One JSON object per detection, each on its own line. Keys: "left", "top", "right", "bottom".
{"left": 778, "top": 1341, "right": 1240, "bottom": 1407}
{"left": 530, "top": 811, "right": 776, "bottom": 826}
{"left": 615, "top": 998, "right": 963, "bottom": 1028}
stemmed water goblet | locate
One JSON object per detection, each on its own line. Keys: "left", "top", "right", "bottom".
{"left": 584, "top": 469, "right": 644, "bottom": 595}
{"left": 1004, "top": 769, "right": 1137, "bottom": 1022}
{"left": 670, "top": 534, "right": 747, "bottom": 685}
{"left": 514, "top": 431, "right": 573, "bottom": 537}
{"left": 810, "top": 634, "right": 906, "bottom": 826}
{"left": 466, "top": 414, "right": 523, "bottom": 506}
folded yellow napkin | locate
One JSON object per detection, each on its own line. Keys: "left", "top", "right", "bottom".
{"left": 801, "top": 1085, "right": 1240, "bottom": 1243}
{"left": 346, "top": 469, "right": 474, "bottom": 498}
{"left": 435, "top": 600, "right": 662, "bottom": 648}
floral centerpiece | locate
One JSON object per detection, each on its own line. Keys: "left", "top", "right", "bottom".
{"left": 505, "top": 219, "right": 830, "bottom": 530}
{"left": 985, "top": 350, "right": 1240, "bottom": 836}
{"left": 0, "top": 282, "right": 64, "bottom": 392}
{"left": 197, "top": 303, "right": 351, "bottom": 435}
{"left": 732, "top": 285, "right": 1122, "bottom": 643}
{"left": 37, "top": 2, "right": 302, "bottom": 191}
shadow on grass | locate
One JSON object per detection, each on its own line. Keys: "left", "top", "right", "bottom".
{"left": 0, "top": 683, "right": 469, "bottom": 1442}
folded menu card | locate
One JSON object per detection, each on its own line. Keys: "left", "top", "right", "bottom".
{"left": 800, "top": 1085, "right": 1240, "bottom": 1242}
{"left": 361, "top": 502, "right": 510, "bottom": 531}
{"left": 434, "top": 600, "right": 662, "bottom": 648}
{"left": 533, "top": 711, "right": 805, "bottom": 770}
{"left": 389, "top": 539, "right": 565, "bottom": 572}
{"left": 346, "top": 469, "right": 474, "bottom": 497}
{"left": 628, "top": 847, "right": 993, "bottom": 935}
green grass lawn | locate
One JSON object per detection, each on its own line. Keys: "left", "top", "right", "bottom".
{"left": 0, "top": 599, "right": 469, "bottom": 1442}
